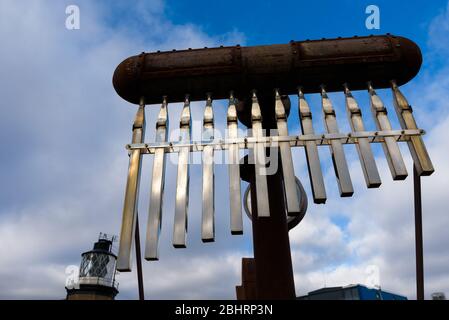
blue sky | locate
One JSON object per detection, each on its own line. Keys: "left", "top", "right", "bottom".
{"left": 102, "top": 0, "right": 448, "bottom": 48}
{"left": 164, "top": 0, "right": 443, "bottom": 45}
{"left": 1, "top": 0, "right": 449, "bottom": 300}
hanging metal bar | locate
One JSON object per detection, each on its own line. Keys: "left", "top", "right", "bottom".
{"left": 298, "top": 88, "right": 327, "bottom": 204}
{"left": 251, "top": 91, "right": 270, "bottom": 217}
{"left": 227, "top": 92, "right": 243, "bottom": 234}
{"left": 145, "top": 97, "right": 169, "bottom": 260}
{"left": 344, "top": 84, "right": 381, "bottom": 188}
{"left": 391, "top": 81, "right": 434, "bottom": 176}
{"left": 173, "top": 96, "right": 191, "bottom": 248}
{"left": 320, "top": 86, "right": 354, "bottom": 197}
{"left": 202, "top": 94, "right": 215, "bottom": 242}
{"left": 117, "top": 97, "right": 146, "bottom": 271}
{"left": 368, "top": 83, "right": 408, "bottom": 180}
{"left": 274, "top": 89, "right": 301, "bottom": 216}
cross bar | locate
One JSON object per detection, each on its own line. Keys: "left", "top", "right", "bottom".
{"left": 126, "top": 129, "right": 424, "bottom": 154}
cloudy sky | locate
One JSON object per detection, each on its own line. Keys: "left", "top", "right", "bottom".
{"left": 0, "top": 0, "right": 448, "bottom": 299}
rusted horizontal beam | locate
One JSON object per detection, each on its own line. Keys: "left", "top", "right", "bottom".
{"left": 113, "top": 34, "right": 421, "bottom": 105}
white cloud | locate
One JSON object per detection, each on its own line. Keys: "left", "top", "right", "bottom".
{"left": 428, "top": 1, "right": 449, "bottom": 56}
{"left": 0, "top": 0, "right": 247, "bottom": 299}
{"left": 0, "top": 0, "right": 448, "bottom": 301}
{"left": 290, "top": 29, "right": 449, "bottom": 298}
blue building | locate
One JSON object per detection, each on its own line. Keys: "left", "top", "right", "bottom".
{"left": 298, "top": 284, "right": 407, "bottom": 300}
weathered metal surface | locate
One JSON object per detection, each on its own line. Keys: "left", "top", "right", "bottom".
{"left": 240, "top": 95, "right": 296, "bottom": 299}
{"left": 236, "top": 258, "right": 257, "bottom": 300}
{"left": 112, "top": 36, "right": 433, "bottom": 300}
{"left": 298, "top": 88, "right": 327, "bottom": 204}
{"left": 368, "top": 83, "right": 408, "bottom": 180}
{"left": 321, "top": 87, "right": 353, "bottom": 197}
{"left": 391, "top": 81, "right": 434, "bottom": 176}
{"left": 113, "top": 35, "right": 422, "bottom": 105}
{"left": 274, "top": 90, "right": 301, "bottom": 216}
{"left": 344, "top": 84, "right": 381, "bottom": 188}
{"left": 117, "top": 98, "right": 146, "bottom": 271}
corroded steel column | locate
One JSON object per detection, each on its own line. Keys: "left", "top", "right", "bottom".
{"left": 239, "top": 93, "right": 296, "bottom": 299}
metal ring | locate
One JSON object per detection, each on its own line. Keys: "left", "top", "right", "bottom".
{"left": 243, "top": 177, "right": 308, "bottom": 230}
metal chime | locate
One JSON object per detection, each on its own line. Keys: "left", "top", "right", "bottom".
{"left": 115, "top": 83, "right": 433, "bottom": 270}
{"left": 112, "top": 34, "right": 434, "bottom": 274}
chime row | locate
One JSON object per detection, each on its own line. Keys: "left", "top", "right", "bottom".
{"left": 117, "top": 81, "right": 434, "bottom": 271}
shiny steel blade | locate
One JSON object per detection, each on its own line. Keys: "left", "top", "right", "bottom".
{"left": 251, "top": 91, "right": 270, "bottom": 217}
{"left": 173, "top": 96, "right": 191, "bottom": 248}
{"left": 298, "top": 88, "right": 326, "bottom": 204}
{"left": 344, "top": 85, "right": 381, "bottom": 188}
{"left": 391, "top": 81, "right": 434, "bottom": 176}
{"left": 275, "top": 89, "right": 300, "bottom": 216}
{"left": 368, "top": 83, "right": 408, "bottom": 180}
{"left": 145, "top": 97, "right": 169, "bottom": 260}
{"left": 321, "top": 87, "right": 354, "bottom": 197}
{"left": 227, "top": 92, "right": 243, "bottom": 234}
{"left": 202, "top": 94, "right": 215, "bottom": 242}
{"left": 117, "top": 97, "right": 146, "bottom": 271}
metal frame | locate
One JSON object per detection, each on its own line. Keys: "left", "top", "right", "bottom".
{"left": 118, "top": 85, "right": 433, "bottom": 263}
{"left": 116, "top": 82, "right": 433, "bottom": 301}
{"left": 126, "top": 129, "right": 425, "bottom": 153}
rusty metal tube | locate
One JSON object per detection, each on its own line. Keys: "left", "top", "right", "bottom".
{"left": 113, "top": 34, "right": 422, "bottom": 105}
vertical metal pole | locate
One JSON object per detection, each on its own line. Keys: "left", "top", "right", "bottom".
{"left": 134, "top": 214, "right": 145, "bottom": 300}
{"left": 241, "top": 93, "right": 296, "bottom": 299}
{"left": 414, "top": 165, "right": 424, "bottom": 300}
